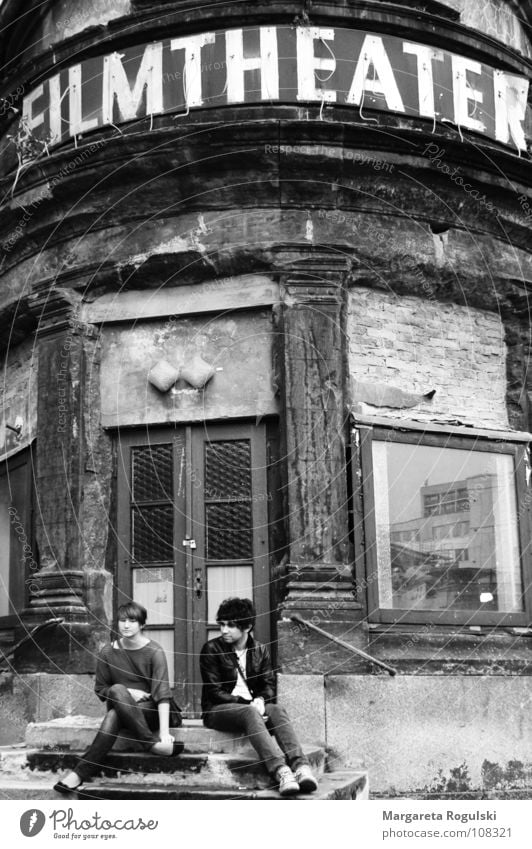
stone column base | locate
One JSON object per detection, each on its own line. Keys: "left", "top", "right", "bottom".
{"left": 278, "top": 564, "right": 368, "bottom": 673}
{"left": 23, "top": 568, "right": 88, "bottom": 621}
{"left": 16, "top": 673, "right": 105, "bottom": 723}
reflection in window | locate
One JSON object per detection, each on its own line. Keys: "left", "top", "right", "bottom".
{"left": 0, "top": 480, "right": 10, "bottom": 617}
{"left": 373, "top": 441, "right": 523, "bottom": 613}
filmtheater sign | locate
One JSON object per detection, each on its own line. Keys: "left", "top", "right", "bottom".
{"left": 21, "top": 25, "right": 531, "bottom": 152}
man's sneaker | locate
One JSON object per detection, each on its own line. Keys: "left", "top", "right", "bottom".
{"left": 275, "top": 765, "right": 299, "bottom": 797}
{"left": 295, "top": 764, "right": 319, "bottom": 794}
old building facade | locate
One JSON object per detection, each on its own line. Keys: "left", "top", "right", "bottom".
{"left": 0, "top": 0, "right": 532, "bottom": 795}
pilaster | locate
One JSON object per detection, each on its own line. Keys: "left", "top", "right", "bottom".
{"left": 15, "top": 290, "right": 111, "bottom": 672}
{"left": 275, "top": 250, "right": 364, "bottom": 670}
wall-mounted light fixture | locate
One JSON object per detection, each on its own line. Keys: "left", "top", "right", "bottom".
{"left": 5, "top": 416, "right": 23, "bottom": 440}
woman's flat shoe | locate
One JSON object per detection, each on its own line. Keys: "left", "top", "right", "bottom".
{"left": 54, "top": 780, "right": 83, "bottom": 794}
{"left": 150, "top": 740, "right": 183, "bottom": 757}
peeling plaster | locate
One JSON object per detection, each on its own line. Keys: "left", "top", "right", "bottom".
{"left": 120, "top": 227, "right": 210, "bottom": 269}
{"left": 432, "top": 230, "right": 448, "bottom": 266}
{"left": 8, "top": 184, "right": 53, "bottom": 209}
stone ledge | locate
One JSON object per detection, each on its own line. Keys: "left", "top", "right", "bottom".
{"left": 25, "top": 715, "right": 258, "bottom": 753}
{"left": 25, "top": 745, "right": 325, "bottom": 791}
{"left": 0, "top": 768, "right": 368, "bottom": 800}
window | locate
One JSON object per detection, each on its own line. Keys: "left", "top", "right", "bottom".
{"left": 356, "top": 422, "right": 532, "bottom": 625}
{"left": 424, "top": 488, "right": 469, "bottom": 516}
{"left": 0, "top": 449, "right": 35, "bottom": 625}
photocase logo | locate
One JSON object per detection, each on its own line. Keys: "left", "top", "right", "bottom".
{"left": 20, "top": 810, "right": 46, "bottom": 837}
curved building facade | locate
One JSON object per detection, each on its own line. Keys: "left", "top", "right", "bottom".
{"left": 0, "top": 0, "right": 532, "bottom": 794}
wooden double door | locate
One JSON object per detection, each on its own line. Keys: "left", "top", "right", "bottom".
{"left": 117, "top": 422, "right": 270, "bottom": 715}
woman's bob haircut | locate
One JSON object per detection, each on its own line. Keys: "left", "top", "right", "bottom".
{"left": 117, "top": 601, "right": 147, "bottom": 626}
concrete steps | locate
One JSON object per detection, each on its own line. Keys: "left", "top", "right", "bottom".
{"left": 74, "top": 771, "right": 368, "bottom": 800}
{"left": 0, "top": 717, "right": 369, "bottom": 800}
{"left": 26, "top": 744, "right": 326, "bottom": 791}
{"left": 0, "top": 771, "right": 368, "bottom": 800}
{"left": 25, "top": 716, "right": 266, "bottom": 754}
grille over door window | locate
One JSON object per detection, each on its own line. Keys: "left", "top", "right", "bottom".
{"left": 203, "top": 438, "right": 255, "bottom": 624}
{"left": 129, "top": 442, "right": 176, "bottom": 684}
{"left": 131, "top": 444, "right": 174, "bottom": 564}
{"left": 205, "top": 440, "right": 253, "bottom": 561}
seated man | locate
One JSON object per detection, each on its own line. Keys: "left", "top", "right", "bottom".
{"left": 200, "top": 597, "right": 318, "bottom": 797}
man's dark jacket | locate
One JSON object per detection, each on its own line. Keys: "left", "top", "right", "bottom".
{"left": 200, "top": 634, "right": 275, "bottom": 723}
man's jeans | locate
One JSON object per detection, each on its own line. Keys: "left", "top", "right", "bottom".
{"left": 74, "top": 684, "right": 160, "bottom": 781}
{"left": 205, "top": 702, "right": 309, "bottom": 776}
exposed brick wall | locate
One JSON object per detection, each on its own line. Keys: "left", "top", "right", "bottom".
{"left": 348, "top": 286, "right": 509, "bottom": 429}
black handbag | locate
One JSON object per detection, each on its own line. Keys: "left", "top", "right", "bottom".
{"left": 168, "top": 697, "right": 183, "bottom": 728}
{"left": 116, "top": 639, "right": 183, "bottom": 727}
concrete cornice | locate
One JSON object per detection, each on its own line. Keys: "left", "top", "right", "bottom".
{"left": 0, "top": 0, "right": 531, "bottom": 93}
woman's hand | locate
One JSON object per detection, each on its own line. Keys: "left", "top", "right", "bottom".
{"left": 158, "top": 732, "right": 174, "bottom": 745}
{"left": 157, "top": 700, "right": 171, "bottom": 739}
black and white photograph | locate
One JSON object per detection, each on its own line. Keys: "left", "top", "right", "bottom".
{"left": 0, "top": 0, "right": 531, "bottom": 844}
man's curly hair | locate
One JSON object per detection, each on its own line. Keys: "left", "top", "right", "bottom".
{"left": 216, "top": 597, "right": 255, "bottom": 630}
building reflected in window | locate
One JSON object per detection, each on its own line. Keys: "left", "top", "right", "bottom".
{"left": 372, "top": 440, "right": 523, "bottom": 614}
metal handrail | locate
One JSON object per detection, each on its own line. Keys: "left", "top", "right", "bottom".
{"left": 0, "top": 617, "right": 64, "bottom": 669}
{"left": 286, "top": 613, "right": 397, "bottom": 676}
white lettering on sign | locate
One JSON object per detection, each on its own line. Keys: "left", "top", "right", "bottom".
{"left": 170, "top": 33, "right": 215, "bottom": 108}
{"left": 402, "top": 43, "right": 444, "bottom": 118}
{"left": 48, "top": 73, "right": 62, "bottom": 143}
{"left": 346, "top": 35, "right": 404, "bottom": 112}
{"left": 69, "top": 64, "right": 99, "bottom": 136}
{"left": 494, "top": 70, "right": 528, "bottom": 151}
{"left": 451, "top": 55, "right": 485, "bottom": 133}
{"left": 226, "top": 27, "right": 279, "bottom": 102}
{"left": 102, "top": 43, "right": 164, "bottom": 125}
{"left": 296, "top": 27, "right": 336, "bottom": 103}
{"left": 22, "top": 83, "right": 45, "bottom": 135}
{"left": 16, "top": 25, "right": 530, "bottom": 153}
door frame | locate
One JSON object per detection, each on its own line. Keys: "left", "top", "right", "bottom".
{"left": 116, "top": 421, "right": 271, "bottom": 714}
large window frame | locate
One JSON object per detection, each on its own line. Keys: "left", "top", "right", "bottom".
{"left": 354, "top": 419, "right": 532, "bottom": 627}
{"left": 0, "top": 447, "right": 35, "bottom": 627}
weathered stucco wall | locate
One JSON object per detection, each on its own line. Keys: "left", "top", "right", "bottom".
{"left": 100, "top": 309, "right": 277, "bottom": 427}
{"left": 279, "top": 673, "right": 532, "bottom": 796}
{"left": 443, "top": 0, "right": 531, "bottom": 57}
{"left": 41, "top": 0, "right": 132, "bottom": 50}
{"left": 348, "top": 286, "right": 509, "bottom": 429}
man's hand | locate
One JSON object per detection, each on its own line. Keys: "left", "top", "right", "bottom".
{"left": 251, "top": 697, "right": 265, "bottom": 715}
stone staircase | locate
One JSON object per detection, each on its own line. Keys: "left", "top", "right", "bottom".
{"left": 0, "top": 717, "right": 368, "bottom": 800}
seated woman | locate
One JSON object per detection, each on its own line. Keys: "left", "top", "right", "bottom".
{"left": 54, "top": 601, "right": 180, "bottom": 794}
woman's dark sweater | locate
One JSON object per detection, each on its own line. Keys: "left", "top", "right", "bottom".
{"left": 95, "top": 640, "right": 172, "bottom": 704}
